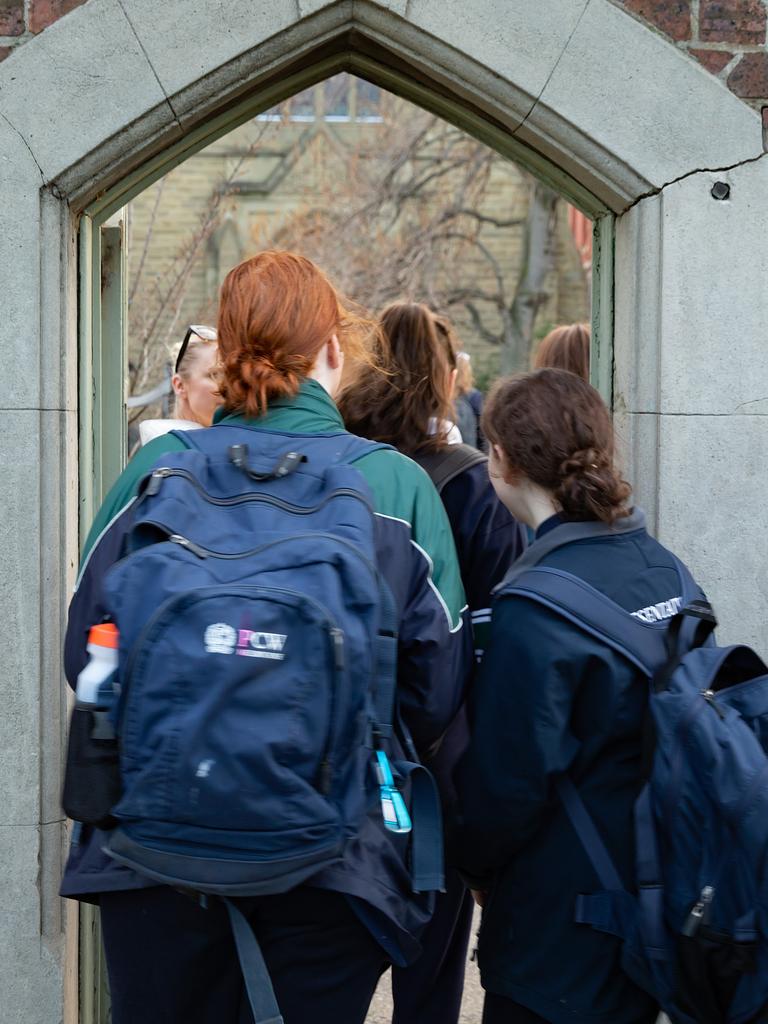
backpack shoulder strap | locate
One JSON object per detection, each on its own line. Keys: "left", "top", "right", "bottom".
{"left": 335, "top": 434, "right": 394, "bottom": 465}
{"left": 501, "top": 566, "right": 670, "bottom": 676}
{"left": 412, "top": 444, "right": 487, "bottom": 494}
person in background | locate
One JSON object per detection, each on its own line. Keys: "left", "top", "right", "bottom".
{"left": 138, "top": 325, "right": 219, "bottom": 445}
{"left": 453, "top": 368, "right": 699, "bottom": 1024}
{"left": 61, "top": 254, "right": 471, "bottom": 1024}
{"left": 435, "top": 316, "right": 485, "bottom": 450}
{"left": 531, "top": 322, "right": 590, "bottom": 381}
{"left": 340, "top": 301, "right": 526, "bottom": 1024}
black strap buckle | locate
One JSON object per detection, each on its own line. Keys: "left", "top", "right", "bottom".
{"left": 228, "top": 445, "right": 306, "bottom": 482}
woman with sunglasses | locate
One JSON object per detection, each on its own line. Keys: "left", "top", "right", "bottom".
{"left": 138, "top": 325, "right": 220, "bottom": 445}
{"left": 61, "top": 252, "right": 471, "bottom": 1024}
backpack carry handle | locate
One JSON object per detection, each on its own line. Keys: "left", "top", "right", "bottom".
{"left": 642, "top": 600, "right": 718, "bottom": 775}
{"left": 228, "top": 445, "right": 306, "bottom": 482}
{"left": 653, "top": 600, "right": 717, "bottom": 693}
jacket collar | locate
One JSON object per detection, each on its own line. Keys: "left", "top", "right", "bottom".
{"left": 213, "top": 378, "right": 345, "bottom": 435}
{"left": 495, "top": 508, "right": 647, "bottom": 594}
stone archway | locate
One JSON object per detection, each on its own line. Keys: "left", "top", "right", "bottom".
{"left": 1, "top": 2, "right": 766, "bottom": 1020}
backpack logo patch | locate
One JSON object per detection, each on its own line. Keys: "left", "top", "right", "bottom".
{"left": 631, "top": 596, "right": 683, "bottom": 623}
{"left": 204, "top": 623, "right": 287, "bottom": 660}
{"left": 236, "top": 629, "right": 287, "bottom": 660}
{"left": 204, "top": 623, "right": 237, "bottom": 654}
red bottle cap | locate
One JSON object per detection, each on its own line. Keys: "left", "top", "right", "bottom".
{"left": 88, "top": 622, "right": 119, "bottom": 649}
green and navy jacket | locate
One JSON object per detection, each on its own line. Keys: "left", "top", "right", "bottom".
{"left": 61, "top": 380, "right": 472, "bottom": 959}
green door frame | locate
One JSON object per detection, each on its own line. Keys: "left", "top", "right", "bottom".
{"left": 76, "top": 52, "right": 614, "bottom": 1023}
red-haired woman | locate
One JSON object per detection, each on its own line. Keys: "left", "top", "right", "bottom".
{"left": 454, "top": 369, "right": 700, "bottom": 1024}
{"left": 61, "top": 253, "right": 471, "bottom": 1024}
{"left": 341, "top": 302, "right": 526, "bottom": 1024}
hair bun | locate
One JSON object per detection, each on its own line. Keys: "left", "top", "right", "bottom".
{"left": 481, "top": 369, "right": 632, "bottom": 525}
{"left": 560, "top": 447, "right": 604, "bottom": 478}
{"left": 556, "top": 447, "right": 630, "bottom": 521}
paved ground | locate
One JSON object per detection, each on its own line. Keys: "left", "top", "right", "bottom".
{"left": 365, "top": 906, "right": 671, "bottom": 1024}
{"left": 366, "top": 908, "right": 484, "bottom": 1023}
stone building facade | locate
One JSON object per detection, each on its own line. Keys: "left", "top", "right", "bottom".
{"left": 126, "top": 74, "right": 589, "bottom": 404}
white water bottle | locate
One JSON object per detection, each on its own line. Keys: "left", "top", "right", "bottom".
{"left": 63, "top": 621, "right": 122, "bottom": 827}
{"left": 76, "top": 622, "right": 119, "bottom": 707}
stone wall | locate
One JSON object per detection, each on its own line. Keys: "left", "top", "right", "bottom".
{"left": 3, "top": 0, "right": 768, "bottom": 126}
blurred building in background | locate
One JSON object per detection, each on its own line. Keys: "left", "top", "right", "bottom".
{"left": 126, "top": 73, "right": 591, "bottom": 426}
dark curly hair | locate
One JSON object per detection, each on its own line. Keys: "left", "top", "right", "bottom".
{"left": 482, "top": 368, "right": 631, "bottom": 524}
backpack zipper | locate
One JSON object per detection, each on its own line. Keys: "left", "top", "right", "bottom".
{"left": 163, "top": 530, "right": 379, "bottom": 582}
{"left": 681, "top": 884, "right": 714, "bottom": 937}
{"left": 147, "top": 467, "right": 372, "bottom": 515}
{"left": 318, "top": 626, "right": 345, "bottom": 796}
{"left": 663, "top": 686, "right": 731, "bottom": 829}
{"left": 168, "top": 534, "right": 208, "bottom": 558}
{"left": 663, "top": 698, "right": 707, "bottom": 832}
{"left": 701, "top": 689, "right": 726, "bottom": 720}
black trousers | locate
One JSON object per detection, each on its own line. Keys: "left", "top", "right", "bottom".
{"left": 100, "top": 886, "right": 389, "bottom": 1024}
{"left": 482, "top": 993, "right": 550, "bottom": 1023}
{"left": 391, "top": 866, "right": 474, "bottom": 1024}
{"left": 482, "top": 993, "right": 663, "bottom": 1024}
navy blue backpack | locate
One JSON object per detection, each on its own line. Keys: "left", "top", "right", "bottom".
{"left": 99, "top": 425, "right": 443, "bottom": 1024}
{"left": 503, "top": 560, "right": 768, "bottom": 1024}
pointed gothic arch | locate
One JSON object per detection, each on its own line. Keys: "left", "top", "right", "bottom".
{"left": 0, "top": 2, "right": 765, "bottom": 1020}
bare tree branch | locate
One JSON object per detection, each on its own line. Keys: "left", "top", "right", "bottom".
{"left": 127, "top": 118, "right": 279, "bottom": 421}
{"left": 465, "top": 301, "right": 503, "bottom": 346}
{"left": 129, "top": 176, "right": 166, "bottom": 306}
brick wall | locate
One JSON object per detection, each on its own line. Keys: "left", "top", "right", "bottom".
{"left": 0, "top": 0, "right": 86, "bottom": 60}
{"left": 610, "top": 0, "right": 768, "bottom": 125}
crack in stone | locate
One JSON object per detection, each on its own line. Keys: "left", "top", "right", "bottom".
{"left": 619, "top": 148, "right": 768, "bottom": 215}
{"left": 115, "top": 0, "right": 183, "bottom": 132}
{"left": 0, "top": 112, "right": 45, "bottom": 183}
{"left": 0, "top": 820, "right": 65, "bottom": 828}
{"left": 512, "top": 0, "right": 593, "bottom": 138}
{"left": 735, "top": 396, "right": 768, "bottom": 410}
{"left": 630, "top": 410, "right": 768, "bottom": 417}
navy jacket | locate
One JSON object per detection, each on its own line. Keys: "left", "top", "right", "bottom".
{"left": 439, "top": 459, "right": 526, "bottom": 659}
{"left": 61, "top": 382, "right": 472, "bottom": 964}
{"left": 425, "top": 459, "right": 526, "bottom": 807}
{"left": 454, "top": 509, "right": 693, "bottom": 1024}
{"left": 454, "top": 389, "right": 485, "bottom": 451}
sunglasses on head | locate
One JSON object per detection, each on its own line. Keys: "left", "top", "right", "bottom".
{"left": 175, "top": 324, "right": 218, "bottom": 374}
